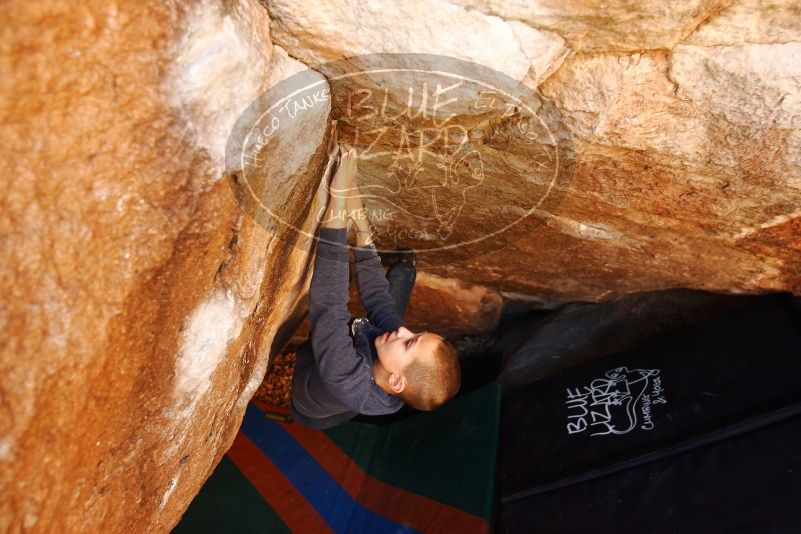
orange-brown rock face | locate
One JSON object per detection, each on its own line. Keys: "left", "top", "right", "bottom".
{"left": 262, "top": 0, "right": 801, "bottom": 300}
{"left": 403, "top": 272, "right": 504, "bottom": 337}
{"left": 0, "top": 0, "right": 329, "bottom": 531}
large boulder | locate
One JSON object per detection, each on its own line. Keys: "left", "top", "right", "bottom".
{"left": 1, "top": 0, "right": 330, "bottom": 531}
{"left": 263, "top": 0, "right": 801, "bottom": 301}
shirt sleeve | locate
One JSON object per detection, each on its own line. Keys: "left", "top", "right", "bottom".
{"left": 308, "top": 227, "right": 373, "bottom": 411}
{"left": 353, "top": 243, "right": 404, "bottom": 332}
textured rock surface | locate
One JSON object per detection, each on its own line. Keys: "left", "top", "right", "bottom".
{"left": 264, "top": 0, "right": 801, "bottom": 300}
{"left": 450, "top": 0, "right": 732, "bottom": 52}
{"left": 403, "top": 272, "right": 504, "bottom": 337}
{"left": 1, "top": 0, "right": 328, "bottom": 531}
{"left": 263, "top": 0, "right": 569, "bottom": 89}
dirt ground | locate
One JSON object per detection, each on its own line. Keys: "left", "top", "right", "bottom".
{"left": 253, "top": 352, "right": 296, "bottom": 409}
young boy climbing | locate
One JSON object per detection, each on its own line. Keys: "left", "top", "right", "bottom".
{"left": 290, "top": 143, "right": 461, "bottom": 430}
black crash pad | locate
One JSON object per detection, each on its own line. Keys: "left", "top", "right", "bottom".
{"left": 499, "top": 295, "right": 801, "bottom": 533}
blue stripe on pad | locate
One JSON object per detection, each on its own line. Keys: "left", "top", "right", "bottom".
{"left": 240, "top": 403, "right": 417, "bottom": 534}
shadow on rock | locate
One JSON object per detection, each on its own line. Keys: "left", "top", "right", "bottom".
{"left": 498, "top": 289, "right": 767, "bottom": 390}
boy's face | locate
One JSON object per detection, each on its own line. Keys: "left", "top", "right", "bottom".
{"left": 374, "top": 325, "right": 434, "bottom": 374}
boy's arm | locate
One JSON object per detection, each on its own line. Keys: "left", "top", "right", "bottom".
{"left": 343, "top": 159, "right": 403, "bottom": 332}
{"left": 353, "top": 237, "right": 404, "bottom": 333}
{"left": 309, "top": 226, "right": 373, "bottom": 411}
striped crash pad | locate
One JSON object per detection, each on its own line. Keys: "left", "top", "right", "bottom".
{"left": 175, "top": 382, "right": 501, "bottom": 533}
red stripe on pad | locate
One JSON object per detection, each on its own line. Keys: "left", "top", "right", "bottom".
{"left": 269, "top": 408, "right": 489, "bottom": 534}
{"left": 227, "top": 432, "right": 334, "bottom": 534}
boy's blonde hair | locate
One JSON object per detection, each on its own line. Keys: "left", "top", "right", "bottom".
{"left": 398, "top": 334, "right": 461, "bottom": 411}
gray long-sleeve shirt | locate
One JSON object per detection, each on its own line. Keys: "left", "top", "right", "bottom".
{"left": 290, "top": 226, "right": 405, "bottom": 429}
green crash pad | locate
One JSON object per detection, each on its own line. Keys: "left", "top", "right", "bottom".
{"left": 175, "top": 382, "right": 501, "bottom": 533}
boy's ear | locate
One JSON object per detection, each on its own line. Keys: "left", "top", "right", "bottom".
{"left": 388, "top": 373, "right": 405, "bottom": 394}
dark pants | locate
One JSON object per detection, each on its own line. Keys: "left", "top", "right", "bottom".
{"left": 387, "top": 259, "right": 416, "bottom": 320}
